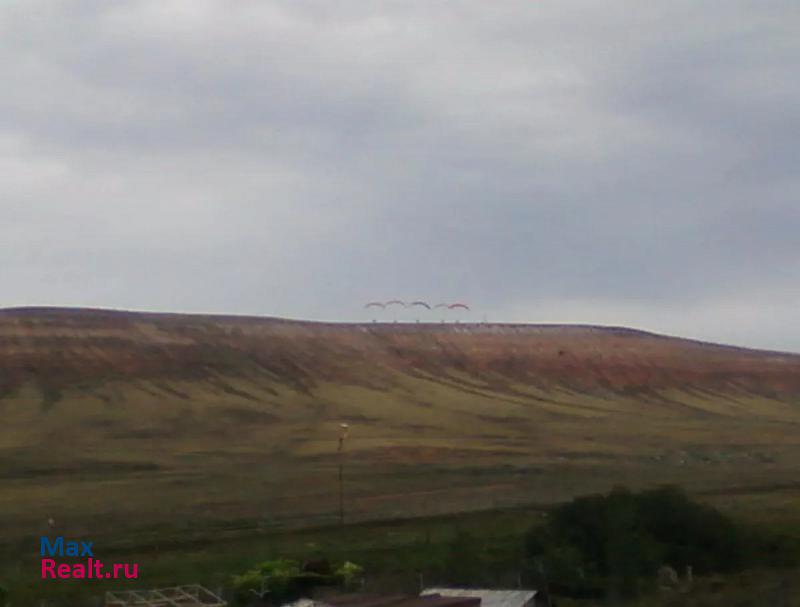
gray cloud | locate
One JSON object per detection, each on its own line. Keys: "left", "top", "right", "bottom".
{"left": 1, "top": 0, "right": 799, "bottom": 350}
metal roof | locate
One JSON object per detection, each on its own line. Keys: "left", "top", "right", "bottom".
{"left": 322, "top": 594, "right": 480, "bottom": 607}
{"left": 421, "top": 589, "right": 537, "bottom": 607}
{"left": 285, "top": 594, "right": 481, "bottom": 607}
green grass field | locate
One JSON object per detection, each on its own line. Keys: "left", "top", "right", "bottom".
{"left": 3, "top": 489, "right": 800, "bottom": 606}
{"left": 4, "top": 369, "right": 800, "bottom": 542}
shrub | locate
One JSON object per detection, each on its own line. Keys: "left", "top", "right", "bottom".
{"left": 524, "top": 486, "right": 746, "bottom": 597}
{"left": 336, "top": 561, "right": 365, "bottom": 590}
{"left": 232, "top": 558, "right": 363, "bottom": 606}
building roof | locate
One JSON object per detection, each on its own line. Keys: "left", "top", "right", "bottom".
{"left": 421, "top": 589, "right": 537, "bottom": 607}
{"left": 287, "top": 593, "right": 480, "bottom": 607}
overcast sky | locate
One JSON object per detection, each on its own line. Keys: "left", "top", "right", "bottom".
{"left": 2, "top": 1, "right": 799, "bottom": 351}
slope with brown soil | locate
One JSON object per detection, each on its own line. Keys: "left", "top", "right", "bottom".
{"left": 2, "top": 306, "right": 799, "bottom": 397}
{"left": 1, "top": 307, "right": 798, "bottom": 538}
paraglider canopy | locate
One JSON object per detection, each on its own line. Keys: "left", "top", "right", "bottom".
{"left": 410, "top": 301, "right": 431, "bottom": 309}
{"left": 448, "top": 303, "right": 470, "bottom": 311}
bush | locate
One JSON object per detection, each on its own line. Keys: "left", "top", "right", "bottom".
{"left": 232, "top": 569, "right": 267, "bottom": 602}
{"left": 335, "top": 561, "right": 364, "bottom": 590}
{"left": 525, "top": 486, "right": 746, "bottom": 598}
{"left": 232, "top": 558, "right": 363, "bottom": 606}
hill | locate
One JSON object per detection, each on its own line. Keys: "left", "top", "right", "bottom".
{"left": 1, "top": 307, "right": 799, "bottom": 540}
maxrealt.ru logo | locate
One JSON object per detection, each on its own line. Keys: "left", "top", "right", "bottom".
{"left": 40, "top": 537, "right": 139, "bottom": 580}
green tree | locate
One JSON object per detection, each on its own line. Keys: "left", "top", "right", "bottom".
{"left": 524, "top": 486, "right": 746, "bottom": 599}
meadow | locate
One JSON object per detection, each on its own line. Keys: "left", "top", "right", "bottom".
{"left": 2, "top": 483, "right": 799, "bottom": 606}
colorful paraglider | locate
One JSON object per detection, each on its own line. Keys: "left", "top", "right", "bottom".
{"left": 409, "top": 301, "right": 431, "bottom": 323}
{"left": 364, "top": 302, "right": 385, "bottom": 322}
{"left": 447, "top": 302, "right": 470, "bottom": 323}
{"left": 384, "top": 300, "right": 406, "bottom": 322}
{"left": 433, "top": 303, "right": 449, "bottom": 323}
{"left": 362, "top": 300, "right": 473, "bottom": 323}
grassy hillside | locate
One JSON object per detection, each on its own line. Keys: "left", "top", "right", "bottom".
{"left": 1, "top": 307, "right": 799, "bottom": 542}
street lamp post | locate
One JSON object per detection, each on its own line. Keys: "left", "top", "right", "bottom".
{"left": 337, "top": 423, "right": 350, "bottom": 526}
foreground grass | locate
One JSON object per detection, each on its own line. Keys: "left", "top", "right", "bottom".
{"left": 2, "top": 505, "right": 545, "bottom": 605}
{"left": 3, "top": 492, "right": 800, "bottom": 607}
